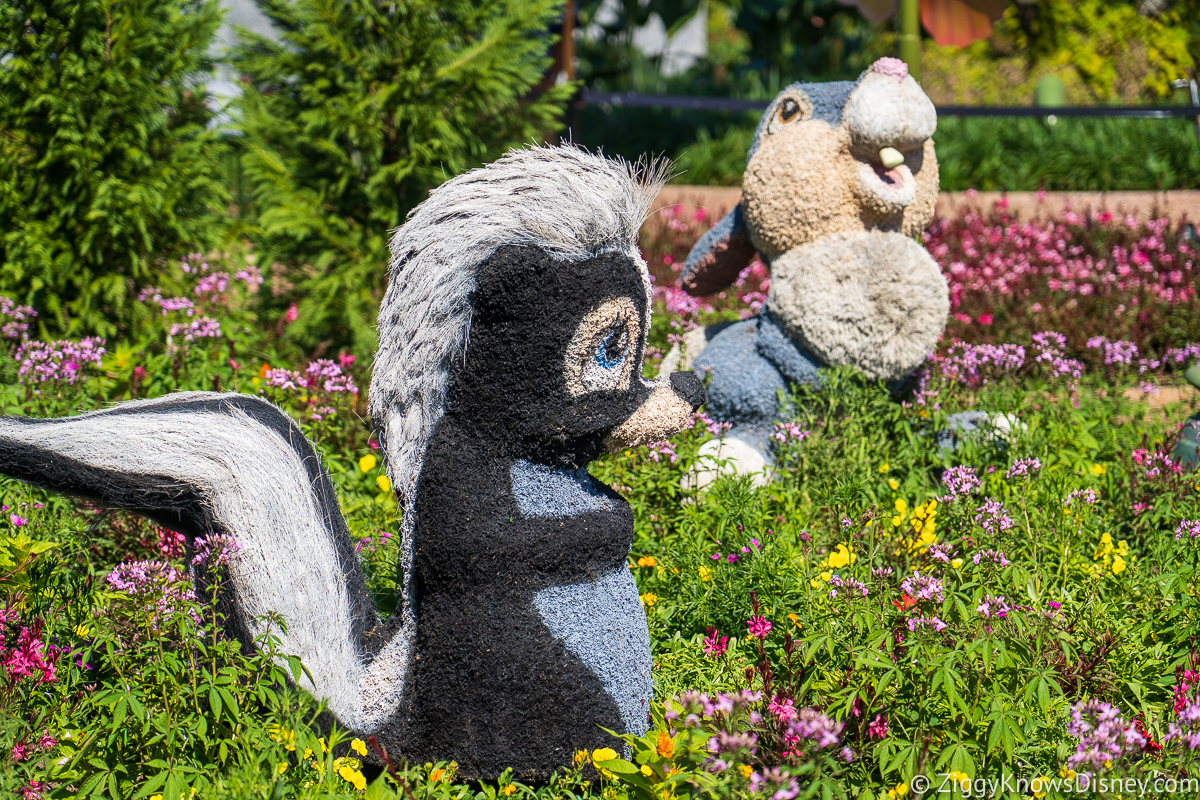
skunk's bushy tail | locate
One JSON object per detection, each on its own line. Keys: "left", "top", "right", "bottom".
{"left": 0, "top": 392, "right": 412, "bottom": 732}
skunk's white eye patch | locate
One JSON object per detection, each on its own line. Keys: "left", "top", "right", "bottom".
{"left": 564, "top": 296, "right": 641, "bottom": 396}
{"left": 767, "top": 92, "right": 813, "bottom": 134}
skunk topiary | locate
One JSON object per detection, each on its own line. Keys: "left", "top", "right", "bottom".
{"left": 0, "top": 145, "right": 704, "bottom": 781}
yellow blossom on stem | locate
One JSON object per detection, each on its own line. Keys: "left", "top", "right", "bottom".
{"left": 358, "top": 454, "right": 377, "bottom": 473}
{"left": 698, "top": 566, "right": 712, "bottom": 582}
{"left": 640, "top": 593, "right": 658, "bottom": 606}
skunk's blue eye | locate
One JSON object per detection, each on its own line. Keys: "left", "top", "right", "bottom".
{"left": 595, "top": 326, "right": 628, "bottom": 370}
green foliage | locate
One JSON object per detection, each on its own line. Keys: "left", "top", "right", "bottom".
{"left": 0, "top": 0, "right": 230, "bottom": 340}
{"left": 658, "top": 114, "right": 1200, "bottom": 190}
{"left": 229, "top": 0, "right": 573, "bottom": 355}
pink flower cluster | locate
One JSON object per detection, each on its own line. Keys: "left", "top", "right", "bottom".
{"left": 702, "top": 626, "right": 728, "bottom": 657}
{"left": 1, "top": 614, "right": 61, "bottom": 684}
{"left": 15, "top": 337, "right": 106, "bottom": 385}
{"left": 972, "top": 549, "right": 1010, "bottom": 567}
{"left": 263, "top": 358, "right": 358, "bottom": 396}
{"left": 934, "top": 340, "right": 1025, "bottom": 386}
{"left": 925, "top": 208, "right": 1195, "bottom": 311}
{"left": 771, "top": 422, "right": 808, "bottom": 444}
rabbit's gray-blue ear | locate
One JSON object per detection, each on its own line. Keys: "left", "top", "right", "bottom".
{"left": 681, "top": 204, "right": 757, "bottom": 296}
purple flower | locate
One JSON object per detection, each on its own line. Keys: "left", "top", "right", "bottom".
{"left": 1066, "top": 488, "right": 1098, "bottom": 506}
{"left": 15, "top": 338, "right": 106, "bottom": 385}
{"left": 906, "top": 615, "right": 948, "bottom": 633}
{"left": 1067, "top": 699, "right": 1145, "bottom": 771}
{"left": 8, "top": 514, "right": 26, "bottom": 527}
{"left": 976, "top": 595, "right": 1011, "bottom": 619}
{"left": 941, "top": 465, "right": 981, "bottom": 497}
{"left": 829, "top": 574, "right": 868, "bottom": 599}
{"left": 750, "top": 767, "right": 800, "bottom": 800}
{"left": 973, "top": 498, "right": 1015, "bottom": 535}
{"left": 191, "top": 534, "right": 241, "bottom": 570}
{"left": 926, "top": 543, "right": 954, "bottom": 563}
{"left": 972, "top": 549, "right": 1010, "bottom": 567}
{"left": 1176, "top": 520, "right": 1200, "bottom": 541}
{"left": 1006, "top": 458, "right": 1041, "bottom": 480}
{"left": 900, "top": 571, "right": 944, "bottom": 602}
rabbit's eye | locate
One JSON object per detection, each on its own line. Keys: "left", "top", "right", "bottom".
{"left": 778, "top": 98, "right": 802, "bottom": 124}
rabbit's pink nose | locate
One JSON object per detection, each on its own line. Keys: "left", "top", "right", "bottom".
{"left": 870, "top": 57, "right": 909, "bottom": 82}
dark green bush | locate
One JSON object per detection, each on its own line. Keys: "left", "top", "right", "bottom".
{"left": 0, "top": 0, "right": 230, "bottom": 339}
{"left": 230, "top": 0, "right": 574, "bottom": 355}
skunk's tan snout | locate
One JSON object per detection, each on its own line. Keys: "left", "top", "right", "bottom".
{"left": 605, "top": 371, "right": 704, "bottom": 451}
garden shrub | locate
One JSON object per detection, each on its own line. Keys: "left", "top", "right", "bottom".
{"left": 0, "top": 0, "right": 230, "bottom": 340}
{"left": 228, "top": 0, "right": 574, "bottom": 355}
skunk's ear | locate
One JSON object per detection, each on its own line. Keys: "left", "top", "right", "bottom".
{"left": 681, "top": 204, "right": 758, "bottom": 296}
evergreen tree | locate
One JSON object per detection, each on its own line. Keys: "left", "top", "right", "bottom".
{"left": 230, "top": 0, "right": 573, "bottom": 354}
{"left": 0, "top": 0, "right": 229, "bottom": 339}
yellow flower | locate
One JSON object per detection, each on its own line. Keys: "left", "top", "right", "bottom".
{"left": 699, "top": 566, "right": 712, "bottom": 582}
{"left": 502, "top": 786, "right": 517, "bottom": 797}
{"left": 888, "top": 478, "right": 900, "bottom": 491}
{"left": 351, "top": 739, "right": 367, "bottom": 756}
{"left": 950, "top": 558, "right": 963, "bottom": 569}
{"left": 641, "top": 765, "right": 654, "bottom": 777}
{"left": 656, "top": 729, "right": 674, "bottom": 758}
{"left": 592, "top": 748, "right": 618, "bottom": 763}
{"left": 820, "top": 571, "right": 831, "bottom": 582}
{"left": 376, "top": 475, "right": 391, "bottom": 493}
{"left": 74, "top": 624, "right": 91, "bottom": 637}
{"left": 268, "top": 725, "right": 296, "bottom": 751}
{"left": 1059, "top": 767, "right": 1076, "bottom": 780}
{"left": 822, "top": 543, "right": 856, "bottom": 569}
{"left": 640, "top": 593, "right": 658, "bottom": 607}
{"left": 1091, "top": 463, "right": 1106, "bottom": 477}
{"left": 895, "top": 782, "right": 909, "bottom": 796}
{"left": 1101, "top": 532, "right": 1112, "bottom": 544}
{"left": 879, "top": 463, "right": 890, "bottom": 473}
{"left": 1112, "top": 556, "right": 1126, "bottom": 574}
{"left": 894, "top": 498, "right": 908, "bottom": 514}
{"left": 738, "top": 765, "right": 753, "bottom": 778}
{"left": 358, "top": 454, "right": 377, "bottom": 473}
{"left": 430, "top": 768, "right": 446, "bottom": 782}
{"left": 338, "top": 763, "right": 367, "bottom": 791}
{"left": 892, "top": 516, "right": 902, "bottom": 527}
{"left": 1032, "top": 776, "right": 1051, "bottom": 798}
{"left": 788, "top": 612, "right": 800, "bottom": 626}
{"left": 277, "top": 763, "right": 289, "bottom": 775}
{"left": 573, "top": 750, "right": 589, "bottom": 765}
{"left": 946, "top": 771, "right": 970, "bottom": 790}
{"left": 318, "top": 738, "right": 328, "bottom": 754}
{"left": 637, "top": 556, "right": 657, "bottom": 567}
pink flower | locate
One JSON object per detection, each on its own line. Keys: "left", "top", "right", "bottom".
{"left": 284, "top": 304, "right": 299, "bottom": 323}
{"left": 867, "top": 713, "right": 889, "bottom": 740}
{"left": 9, "top": 514, "right": 26, "bottom": 527}
{"left": 702, "top": 627, "right": 728, "bottom": 658}
{"left": 11, "top": 741, "right": 27, "bottom": 761}
{"left": 768, "top": 695, "right": 797, "bottom": 722}
{"left": 746, "top": 616, "right": 772, "bottom": 639}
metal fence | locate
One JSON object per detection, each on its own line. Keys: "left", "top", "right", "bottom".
{"left": 579, "top": 88, "right": 1200, "bottom": 119}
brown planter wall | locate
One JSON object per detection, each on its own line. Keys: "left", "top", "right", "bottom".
{"left": 651, "top": 186, "right": 1200, "bottom": 227}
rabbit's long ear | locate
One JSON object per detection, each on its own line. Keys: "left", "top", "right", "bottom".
{"left": 681, "top": 204, "right": 758, "bottom": 296}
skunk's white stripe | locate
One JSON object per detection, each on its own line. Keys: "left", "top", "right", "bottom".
{"left": 0, "top": 393, "right": 411, "bottom": 732}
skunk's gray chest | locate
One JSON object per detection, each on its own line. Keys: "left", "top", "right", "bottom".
{"left": 509, "top": 460, "right": 652, "bottom": 736}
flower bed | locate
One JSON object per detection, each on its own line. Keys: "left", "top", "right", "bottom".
{"left": 4, "top": 209, "right": 1200, "bottom": 798}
